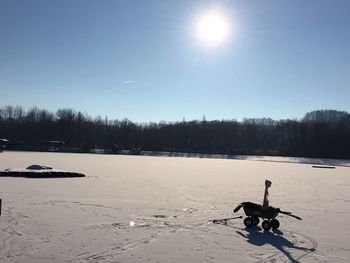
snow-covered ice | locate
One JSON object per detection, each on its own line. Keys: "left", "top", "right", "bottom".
{"left": 0, "top": 151, "right": 349, "bottom": 262}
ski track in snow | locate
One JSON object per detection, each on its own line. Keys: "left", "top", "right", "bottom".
{"left": 0, "top": 189, "right": 327, "bottom": 263}
{"left": 0, "top": 196, "right": 338, "bottom": 263}
{"left": 1, "top": 152, "right": 349, "bottom": 262}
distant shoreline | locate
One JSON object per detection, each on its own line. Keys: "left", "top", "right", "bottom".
{"left": 141, "top": 151, "right": 350, "bottom": 167}
{"left": 2, "top": 149, "right": 350, "bottom": 168}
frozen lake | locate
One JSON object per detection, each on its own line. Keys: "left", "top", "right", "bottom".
{"left": 0, "top": 151, "right": 349, "bottom": 262}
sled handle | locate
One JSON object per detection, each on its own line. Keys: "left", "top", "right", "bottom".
{"left": 279, "top": 210, "right": 302, "bottom": 220}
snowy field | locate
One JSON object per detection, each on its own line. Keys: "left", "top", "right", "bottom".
{"left": 0, "top": 151, "right": 350, "bottom": 262}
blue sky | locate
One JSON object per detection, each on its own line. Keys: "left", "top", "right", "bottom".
{"left": 0, "top": 0, "right": 349, "bottom": 122}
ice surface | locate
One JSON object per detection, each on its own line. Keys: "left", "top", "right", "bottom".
{"left": 0, "top": 151, "right": 349, "bottom": 262}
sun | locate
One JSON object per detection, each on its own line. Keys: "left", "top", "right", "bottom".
{"left": 196, "top": 12, "right": 230, "bottom": 46}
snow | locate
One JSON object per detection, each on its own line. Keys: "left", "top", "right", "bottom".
{"left": 0, "top": 151, "right": 349, "bottom": 262}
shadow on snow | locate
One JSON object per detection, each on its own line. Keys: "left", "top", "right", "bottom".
{"left": 236, "top": 227, "right": 315, "bottom": 263}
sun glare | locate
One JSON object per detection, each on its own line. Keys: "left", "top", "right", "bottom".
{"left": 196, "top": 12, "right": 230, "bottom": 46}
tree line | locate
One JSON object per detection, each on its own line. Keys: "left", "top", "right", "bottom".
{"left": 0, "top": 105, "right": 349, "bottom": 159}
